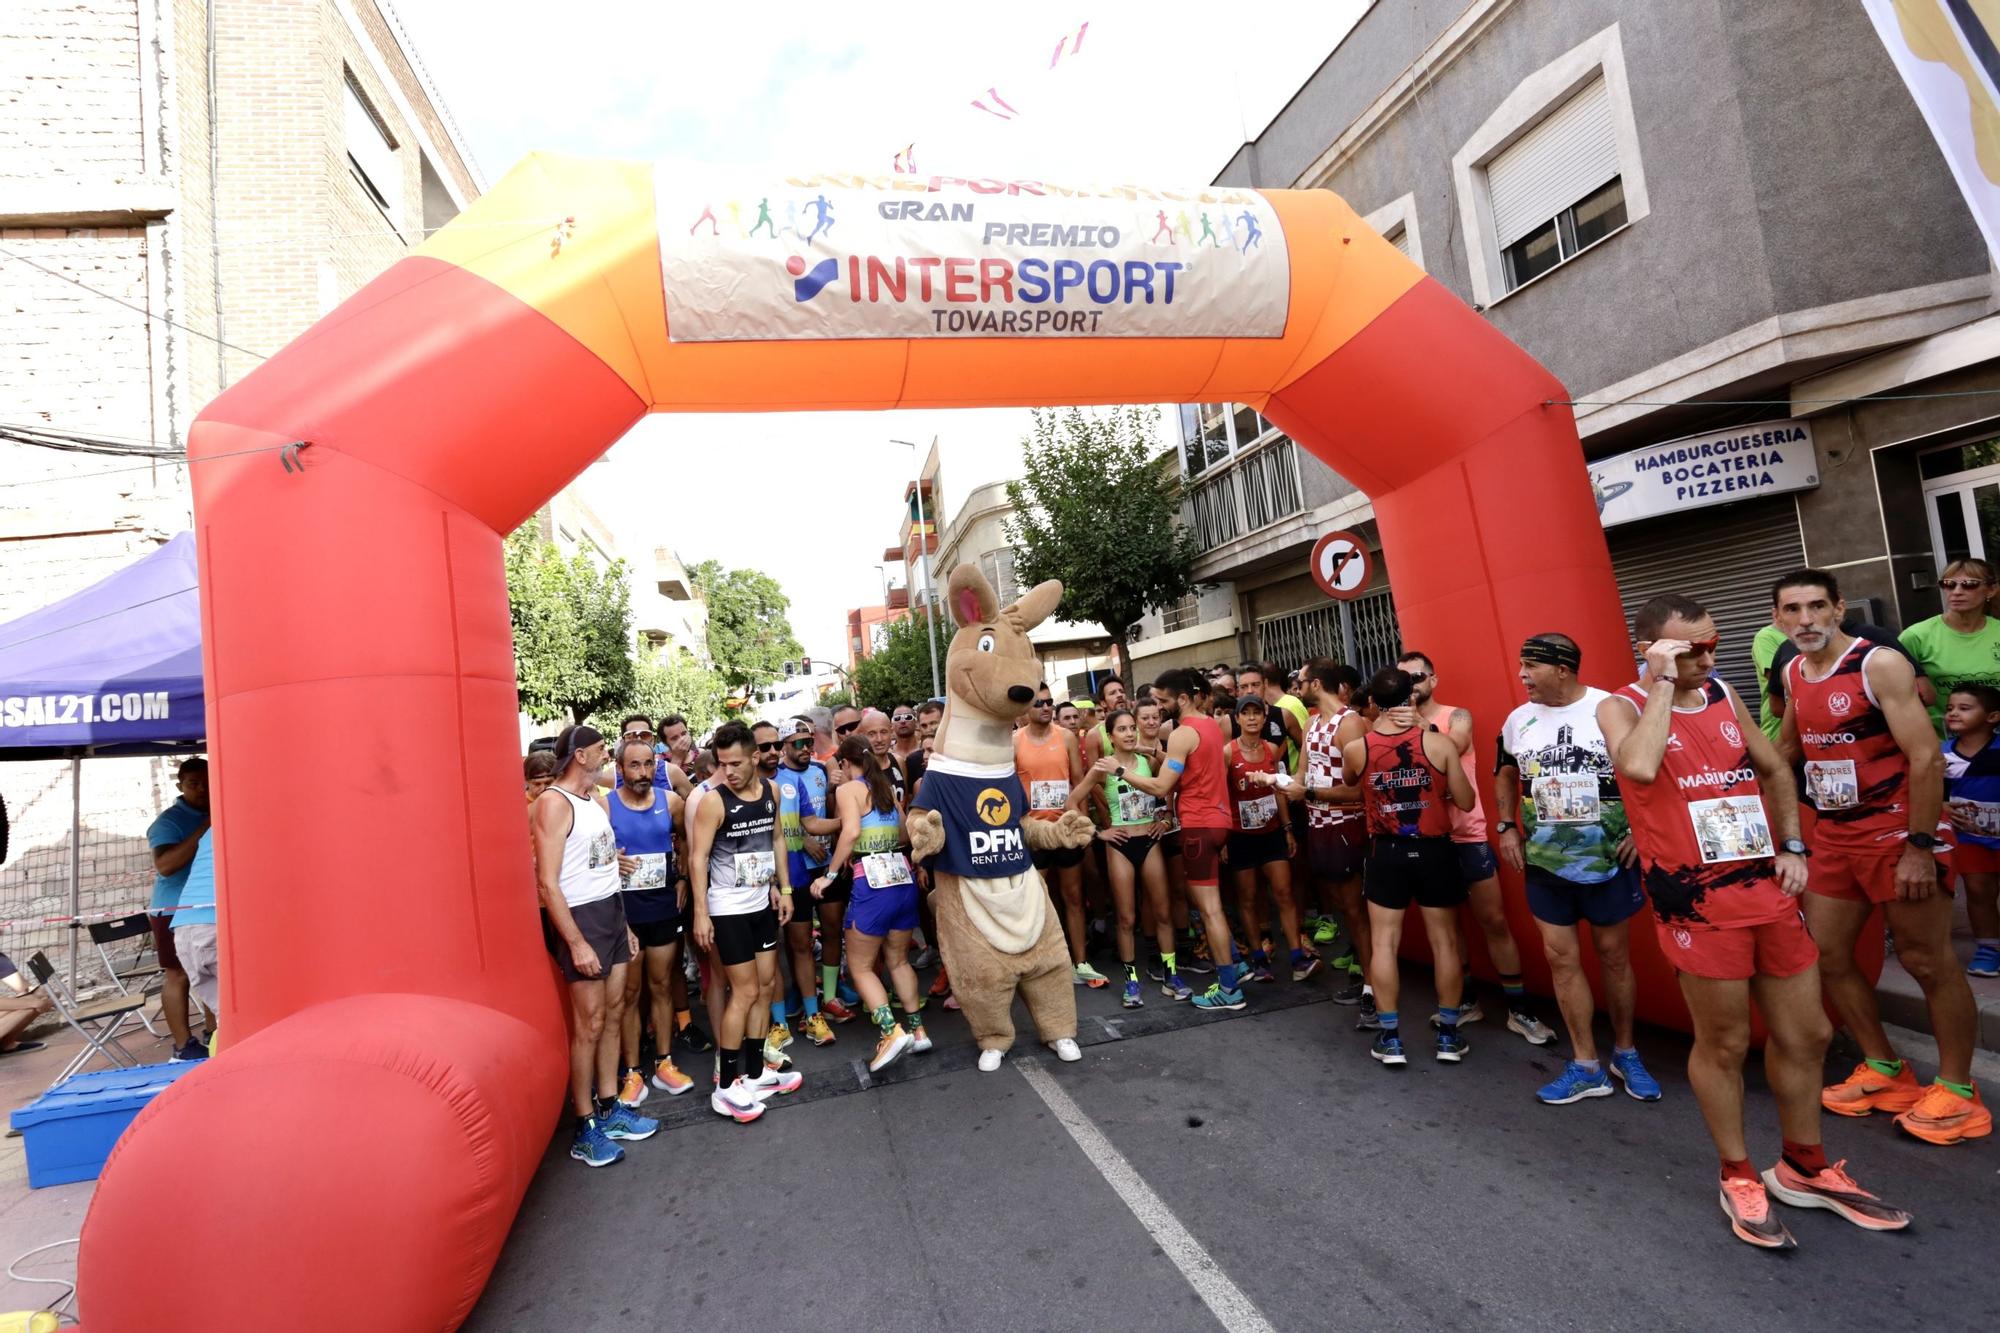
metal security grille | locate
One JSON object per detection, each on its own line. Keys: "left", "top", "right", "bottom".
{"left": 1255, "top": 589, "right": 1403, "bottom": 675}
{"left": 1348, "top": 589, "right": 1404, "bottom": 674}
{"left": 1607, "top": 494, "right": 1805, "bottom": 701}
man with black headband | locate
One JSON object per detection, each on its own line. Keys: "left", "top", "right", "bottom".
{"left": 1496, "top": 633, "right": 1659, "bottom": 1106}
{"left": 531, "top": 725, "right": 661, "bottom": 1166}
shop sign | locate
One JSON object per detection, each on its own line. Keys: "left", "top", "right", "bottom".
{"left": 1591, "top": 420, "right": 1817, "bottom": 528}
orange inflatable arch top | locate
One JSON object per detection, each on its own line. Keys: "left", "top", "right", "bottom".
{"left": 77, "top": 157, "right": 1642, "bottom": 1330}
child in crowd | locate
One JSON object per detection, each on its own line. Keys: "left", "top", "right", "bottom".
{"left": 1942, "top": 684, "right": 2000, "bottom": 977}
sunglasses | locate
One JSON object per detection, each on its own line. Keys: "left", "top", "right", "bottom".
{"left": 786, "top": 736, "right": 812, "bottom": 748}
{"left": 1033, "top": 698, "right": 1054, "bottom": 707}
{"left": 892, "top": 713, "right": 916, "bottom": 722}
{"left": 835, "top": 722, "right": 860, "bottom": 736}
{"left": 1682, "top": 637, "right": 1720, "bottom": 655}
{"left": 1940, "top": 578, "right": 1993, "bottom": 591}
{"left": 1404, "top": 670, "right": 1432, "bottom": 683}
{"left": 755, "top": 740, "right": 785, "bottom": 753}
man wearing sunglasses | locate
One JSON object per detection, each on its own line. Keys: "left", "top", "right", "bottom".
{"left": 832, "top": 704, "right": 863, "bottom": 743}
{"left": 775, "top": 719, "right": 846, "bottom": 1046}
{"left": 1899, "top": 557, "right": 2000, "bottom": 736}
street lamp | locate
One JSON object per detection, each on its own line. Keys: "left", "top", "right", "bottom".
{"left": 891, "top": 437, "right": 943, "bottom": 699}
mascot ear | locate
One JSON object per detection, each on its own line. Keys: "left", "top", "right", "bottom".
{"left": 948, "top": 563, "right": 1000, "bottom": 626}
{"left": 1006, "top": 579, "right": 1063, "bottom": 632}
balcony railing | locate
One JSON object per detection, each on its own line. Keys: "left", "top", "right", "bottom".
{"left": 1183, "top": 435, "right": 1304, "bottom": 553}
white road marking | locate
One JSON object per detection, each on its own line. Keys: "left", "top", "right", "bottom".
{"left": 850, "top": 1059, "right": 872, "bottom": 1089}
{"left": 1094, "top": 1016, "right": 1126, "bottom": 1040}
{"left": 1013, "top": 1058, "right": 1276, "bottom": 1333}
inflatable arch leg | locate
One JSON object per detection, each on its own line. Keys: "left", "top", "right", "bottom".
{"left": 77, "top": 157, "right": 1642, "bottom": 1330}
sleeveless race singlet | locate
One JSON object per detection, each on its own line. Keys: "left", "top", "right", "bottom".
{"left": 1275, "top": 692, "right": 1310, "bottom": 774}
{"left": 1426, "top": 701, "right": 1489, "bottom": 843}
{"left": 551, "top": 786, "right": 618, "bottom": 909}
{"left": 1785, "top": 640, "right": 1908, "bottom": 848}
{"left": 1226, "top": 739, "right": 1283, "bottom": 832}
{"left": 706, "top": 779, "right": 778, "bottom": 916}
{"left": 1175, "top": 713, "right": 1232, "bottom": 830}
{"left": 605, "top": 787, "right": 677, "bottom": 923}
{"left": 1304, "top": 710, "right": 1358, "bottom": 831}
{"left": 1360, "top": 728, "right": 1452, "bottom": 839}
{"left": 1614, "top": 679, "right": 1790, "bottom": 929}
{"left": 1013, "top": 726, "right": 1072, "bottom": 821}
{"left": 848, "top": 784, "right": 909, "bottom": 891}
{"left": 1103, "top": 754, "right": 1159, "bottom": 828}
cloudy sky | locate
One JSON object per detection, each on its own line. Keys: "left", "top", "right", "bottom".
{"left": 392, "top": 0, "right": 1367, "bottom": 657}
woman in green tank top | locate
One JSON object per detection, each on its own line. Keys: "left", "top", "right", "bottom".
{"left": 1071, "top": 708, "right": 1185, "bottom": 1006}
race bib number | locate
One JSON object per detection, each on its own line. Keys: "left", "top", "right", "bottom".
{"left": 1117, "top": 788, "right": 1158, "bottom": 825}
{"left": 1530, "top": 773, "right": 1600, "bottom": 826}
{"left": 624, "top": 851, "right": 669, "bottom": 891}
{"left": 587, "top": 827, "right": 616, "bottom": 870}
{"left": 1950, "top": 798, "right": 2000, "bottom": 836}
{"left": 1237, "top": 795, "right": 1277, "bottom": 830}
{"left": 861, "top": 851, "right": 913, "bottom": 887}
{"left": 733, "top": 850, "right": 777, "bottom": 889}
{"left": 1687, "top": 796, "right": 1774, "bottom": 865}
{"left": 1803, "top": 759, "right": 1858, "bottom": 811}
{"left": 1030, "top": 779, "right": 1071, "bottom": 811}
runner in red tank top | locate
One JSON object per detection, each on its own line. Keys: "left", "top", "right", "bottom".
{"left": 1223, "top": 696, "right": 1305, "bottom": 984}
{"left": 1343, "top": 667, "right": 1474, "bottom": 1068}
{"left": 1600, "top": 590, "right": 1909, "bottom": 1251}
{"left": 1403, "top": 650, "right": 1553, "bottom": 1047}
{"left": 1772, "top": 569, "right": 1984, "bottom": 1145}
{"left": 1301, "top": 661, "right": 1372, "bottom": 1010}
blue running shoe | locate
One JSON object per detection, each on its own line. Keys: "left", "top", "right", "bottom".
{"left": 1161, "top": 973, "right": 1193, "bottom": 1001}
{"left": 1435, "top": 1029, "right": 1469, "bottom": 1063}
{"left": 1247, "top": 958, "right": 1277, "bottom": 984}
{"left": 1370, "top": 1032, "right": 1407, "bottom": 1066}
{"left": 1609, "top": 1049, "right": 1663, "bottom": 1101}
{"left": 837, "top": 979, "right": 863, "bottom": 1007}
{"left": 1536, "top": 1060, "right": 1614, "bottom": 1105}
{"left": 1969, "top": 943, "right": 2000, "bottom": 978}
{"left": 1190, "top": 984, "right": 1246, "bottom": 1012}
{"left": 601, "top": 1103, "right": 660, "bottom": 1141}
{"left": 1122, "top": 979, "right": 1145, "bottom": 1009}
{"left": 570, "top": 1118, "right": 625, "bottom": 1167}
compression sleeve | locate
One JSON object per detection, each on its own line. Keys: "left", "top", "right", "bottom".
{"left": 1165, "top": 759, "right": 1185, "bottom": 774}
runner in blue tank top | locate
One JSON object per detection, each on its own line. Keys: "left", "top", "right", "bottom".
{"left": 607, "top": 736, "right": 696, "bottom": 1102}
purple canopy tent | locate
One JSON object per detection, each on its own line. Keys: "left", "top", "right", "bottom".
{"left": 0, "top": 533, "right": 204, "bottom": 984}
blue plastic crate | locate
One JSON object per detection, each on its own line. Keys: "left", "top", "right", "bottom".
{"left": 9, "top": 1063, "right": 199, "bottom": 1189}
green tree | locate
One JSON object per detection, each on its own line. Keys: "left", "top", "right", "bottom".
{"left": 1004, "top": 406, "right": 1202, "bottom": 674}
{"left": 505, "top": 524, "right": 637, "bottom": 724}
{"left": 853, "top": 609, "right": 945, "bottom": 710}
{"left": 619, "top": 651, "right": 727, "bottom": 734}
{"left": 689, "top": 560, "right": 805, "bottom": 691}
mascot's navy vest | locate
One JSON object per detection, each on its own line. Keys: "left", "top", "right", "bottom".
{"left": 913, "top": 756, "right": 1034, "bottom": 880}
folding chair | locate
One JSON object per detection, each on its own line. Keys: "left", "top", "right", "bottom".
{"left": 86, "top": 914, "right": 167, "bottom": 1038}
{"left": 24, "top": 951, "right": 149, "bottom": 1085}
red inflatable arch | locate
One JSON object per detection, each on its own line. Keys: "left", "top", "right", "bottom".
{"left": 78, "top": 157, "right": 1644, "bottom": 1329}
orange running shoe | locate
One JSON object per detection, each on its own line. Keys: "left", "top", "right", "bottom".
{"left": 1821, "top": 1060, "right": 1922, "bottom": 1117}
{"left": 1718, "top": 1177, "right": 1795, "bottom": 1250}
{"left": 929, "top": 967, "right": 952, "bottom": 999}
{"left": 1762, "top": 1159, "right": 1912, "bottom": 1231}
{"left": 1893, "top": 1082, "right": 1992, "bottom": 1145}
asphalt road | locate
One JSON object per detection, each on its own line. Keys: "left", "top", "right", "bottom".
{"left": 465, "top": 966, "right": 1997, "bottom": 1333}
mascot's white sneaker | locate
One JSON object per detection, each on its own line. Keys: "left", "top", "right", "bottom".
{"left": 977, "top": 1049, "right": 1005, "bottom": 1073}
{"left": 1049, "top": 1038, "right": 1082, "bottom": 1062}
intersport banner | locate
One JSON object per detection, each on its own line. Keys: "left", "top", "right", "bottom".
{"left": 657, "top": 174, "right": 1292, "bottom": 342}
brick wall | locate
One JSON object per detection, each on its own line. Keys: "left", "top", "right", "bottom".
{"left": 0, "top": 0, "right": 147, "bottom": 178}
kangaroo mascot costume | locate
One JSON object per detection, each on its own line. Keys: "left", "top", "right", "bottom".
{"left": 908, "top": 565, "right": 1097, "bottom": 1072}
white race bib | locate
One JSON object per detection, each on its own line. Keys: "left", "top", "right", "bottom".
{"left": 861, "top": 851, "right": 913, "bottom": 887}
{"left": 1237, "top": 795, "right": 1277, "bottom": 830}
{"left": 1687, "top": 796, "right": 1774, "bottom": 865}
{"left": 1803, "top": 759, "right": 1858, "bottom": 811}
{"left": 1531, "top": 773, "right": 1600, "bottom": 826}
{"left": 1116, "top": 788, "right": 1158, "bottom": 825}
{"left": 1951, "top": 797, "right": 2000, "bottom": 836}
{"left": 624, "top": 851, "right": 669, "bottom": 891}
{"left": 733, "top": 850, "right": 776, "bottom": 889}
{"left": 1030, "top": 779, "right": 1071, "bottom": 811}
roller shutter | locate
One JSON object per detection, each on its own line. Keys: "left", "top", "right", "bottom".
{"left": 1487, "top": 76, "right": 1616, "bottom": 247}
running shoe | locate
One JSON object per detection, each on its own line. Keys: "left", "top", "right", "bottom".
{"left": 616, "top": 1068, "right": 649, "bottom": 1108}
{"left": 1160, "top": 973, "right": 1193, "bottom": 1001}
{"left": 710, "top": 1079, "right": 765, "bottom": 1123}
{"left": 870, "top": 1025, "right": 913, "bottom": 1073}
{"left": 1762, "top": 1159, "right": 1912, "bottom": 1231}
{"left": 1537, "top": 1060, "right": 1615, "bottom": 1104}
{"left": 570, "top": 1119, "right": 626, "bottom": 1167}
{"left": 762, "top": 1034, "right": 792, "bottom": 1071}
{"left": 1181, "top": 952, "right": 1216, "bottom": 976}
{"left": 1355, "top": 994, "right": 1381, "bottom": 1031}
{"left": 1330, "top": 979, "right": 1364, "bottom": 1006}
{"left": 1190, "top": 983, "right": 1246, "bottom": 1012}
{"left": 744, "top": 1065, "right": 803, "bottom": 1098}
{"left": 823, "top": 997, "right": 856, "bottom": 1024}
{"left": 170, "top": 1038, "right": 208, "bottom": 1063}
{"left": 802, "top": 1013, "right": 836, "bottom": 1047}
{"left": 769, "top": 1021, "right": 794, "bottom": 1052}
{"left": 910, "top": 1025, "right": 934, "bottom": 1054}
{"left": 928, "top": 968, "right": 953, "bottom": 998}
{"left": 1370, "top": 1031, "right": 1407, "bottom": 1066}
{"left": 1892, "top": 1082, "right": 1992, "bottom": 1145}
{"left": 1822, "top": 1060, "right": 1923, "bottom": 1116}
{"left": 1458, "top": 996, "right": 1486, "bottom": 1025}
{"left": 677, "top": 1022, "right": 716, "bottom": 1054}
{"left": 1246, "top": 958, "right": 1277, "bottom": 984}
{"left": 1121, "top": 979, "right": 1145, "bottom": 1008}
{"left": 1435, "top": 1029, "right": 1469, "bottom": 1063}
{"left": 600, "top": 1103, "right": 660, "bottom": 1141}
{"left": 837, "top": 979, "right": 862, "bottom": 1008}
{"left": 1968, "top": 943, "right": 2000, "bottom": 978}
{"left": 912, "top": 946, "right": 937, "bottom": 970}
{"left": 1610, "top": 1048, "right": 1663, "bottom": 1101}
{"left": 1719, "top": 1177, "right": 1795, "bottom": 1250}
{"left": 1073, "top": 962, "right": 1111, "bottom": 989}
{"left": 1292, "top": 954, "right": 1323, "bottom": 982}
{"left": 1311, "top": 916, "right": 1339, "bottom": 946}
{"left": 651, "top": 1057, "right": 694, "bottom": 1096}
{"left": 943, "top": 993, "right": 962, "bottom": 1011}
{"left": 1507, "top": 1010, "right": 1557, "bottom": 1047}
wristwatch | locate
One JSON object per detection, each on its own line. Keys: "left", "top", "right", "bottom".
{"left": 1906, "top": 830, "right": 1939, "bottom": 851}
{"left": 1494, "top": 820, "right": 1517, "bottom": 835}
{"left": 1114, "top": 765, "right": 1126, "bottom": 779}
{"left": 1778, "top": 838, "right": 1810, "bottom": 858}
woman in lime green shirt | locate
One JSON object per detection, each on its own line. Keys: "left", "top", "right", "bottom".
{"left": 1900, "top": 558, "right": 2000, "bottom": 735}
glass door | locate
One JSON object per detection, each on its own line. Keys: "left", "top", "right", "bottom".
{"left": 1920, "top": 436, "right": 2000, "bottom": 571}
